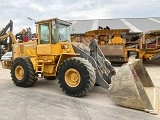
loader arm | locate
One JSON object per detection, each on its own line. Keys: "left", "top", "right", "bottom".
{"left": 72, "top": 39, "right": 116, "bottom": 88}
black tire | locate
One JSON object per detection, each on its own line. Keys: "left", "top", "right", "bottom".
{"left": 57, "top": 57, "right": 96, "bottom": 97}
{"left": 10, "top": 57, "right": 37, "bottom": 87}
{"left": 44, "top": 76, "right": 56, "bottom": 80}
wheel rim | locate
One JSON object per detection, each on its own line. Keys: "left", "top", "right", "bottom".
{"left": 15, "top": 65, "right": 24, "bottom": 80}
{"left": 65, "top": 68, "right": 81, "bottom": 87}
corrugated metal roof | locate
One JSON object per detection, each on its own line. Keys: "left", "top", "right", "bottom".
{"left": 149, "top": 18, "right": 160, "bottom": 24}
{"left": 69, "top": 17, "right": 160, "bottom": 34}
{"left": 98, "top": 19, "right": 129, "bottom": 30}
{"left": 71, "top": 20, "right": 93, "bottom": 34}
{"left": 126, "top": 18, "right": 160, "bottom": 32}
{"left": 120, "top": 19, "right": 140, "bottom": 32}
{"left": 91, "top": 20, "right": 99, "bottom": 30}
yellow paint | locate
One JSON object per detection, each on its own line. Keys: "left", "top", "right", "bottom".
{"left": 37, "top": 44, "right": 52, "bottom": 55}
{"left": 111, "top": 35, "right": 123, "bottom": 44}
{"left": 65, "top": 68, "right": 81, "bottom": 87}
{"left": 144, "top": 54, "right": 154, "bottom": 60}
{"left": 15, "top": 65, "right": 24, "bottom": 80}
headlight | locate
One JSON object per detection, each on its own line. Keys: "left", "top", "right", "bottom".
{"left": 61, "top": 44, "right": 69, "bottom": 49}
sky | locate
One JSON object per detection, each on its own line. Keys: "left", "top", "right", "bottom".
{"left": 0, "top": 0, "right": 160, "bottom": 33}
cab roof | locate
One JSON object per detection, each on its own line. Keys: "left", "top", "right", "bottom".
{"left": 35, "top": 18, "right": 72, "bottom": 26}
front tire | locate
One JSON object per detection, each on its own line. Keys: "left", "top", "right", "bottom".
{"left": 57, "top": 57, "right": 96, "bottom": 97}
{"left": 10, "top": 57, "right": 37, "bottom": 87}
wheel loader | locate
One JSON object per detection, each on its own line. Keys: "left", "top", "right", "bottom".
{"left": 0, "top": 18, "right": 159, "bottom": 114}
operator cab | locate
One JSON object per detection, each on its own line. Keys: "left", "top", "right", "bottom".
{"left": 36, "top": 18, "right": 71, "bottom": 44}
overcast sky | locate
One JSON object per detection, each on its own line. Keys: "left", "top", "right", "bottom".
{"left": 0, "top": 0, "right": 160, "bottom": 33}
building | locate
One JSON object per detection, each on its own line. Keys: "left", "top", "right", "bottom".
{"left": 68, "top": 17, "right": 160, "bottom": 35}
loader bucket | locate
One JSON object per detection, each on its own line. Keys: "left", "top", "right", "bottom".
{"left": 108, "top": 59, "right": 159, "bottom": 114}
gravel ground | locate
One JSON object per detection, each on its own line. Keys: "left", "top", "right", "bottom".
{"left": 0, "top": 63, "right": 160, "bottom": 120}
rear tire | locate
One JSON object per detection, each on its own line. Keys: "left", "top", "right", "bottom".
{"left": 57, "top": 57, "right": 96, "bottom": 97}
{"left": 10, "top": 57, "right": 37, "bottom": 87}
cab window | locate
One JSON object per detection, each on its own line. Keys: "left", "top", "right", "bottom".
{"left": 40, "top": 23, "right": 50, "bottom": 44}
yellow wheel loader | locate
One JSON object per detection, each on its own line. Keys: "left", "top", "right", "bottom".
{"left": 0, "top": 18, "right": 159, "bottom": 114}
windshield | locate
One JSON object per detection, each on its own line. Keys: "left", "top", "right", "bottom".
{"left": 52, "top": 22, "right": 71, "bottom": 43}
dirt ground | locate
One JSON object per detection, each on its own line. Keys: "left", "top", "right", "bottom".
{"left": 0, "top": 62, "right": 160, "bottom": 120}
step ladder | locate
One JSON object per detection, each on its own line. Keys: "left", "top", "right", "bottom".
{"left": 36, "top": 61, "right": 44, "bottom": 73}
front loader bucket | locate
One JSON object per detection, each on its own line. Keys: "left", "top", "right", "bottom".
{"left": 109, "top": 59, "right": 159, "bottom": 114}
